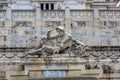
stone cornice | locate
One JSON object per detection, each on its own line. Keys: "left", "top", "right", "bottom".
{"left": 31, "top": 0, "right": 63, "bottom": 2}
{"left": 0, "top": 46, "right": 119, "bottom": 52}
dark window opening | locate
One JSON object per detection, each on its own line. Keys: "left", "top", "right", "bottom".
{"left": 51, "top": 3, "right": 54, "bottom": 10}
{"left": 46, "top": 3, "right": 49, "bottom": 10}
{"left": 104, "top": 21, "right": 106, "bottom": 26}
{"left": 41, "top": 3, "right": 44, "bottom": 10}
{"left": 106, "top": 0, "right": 110, "bottom": 2}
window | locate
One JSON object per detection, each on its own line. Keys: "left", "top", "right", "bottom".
{"left": 103, "top": 21, "right": 106, "bottom": 26}
{"left": 46, "top": 3, "right": 49, "bottom": 10}
{"left": 0, "top": 5, "right": 3, "bottom": 9}
{"left": 41, "top": 3, "right": 44, "bottom": 10}
{"left": 40, "top": 3, "right": 54, "bottom": 10}
{"left": 51, "top": 3, "right": 54, "bottom": 10}
{"left": 106, "top": 0, "right": 110, "bottom": 2}
{"left": 43, "top": 71, "right": 67, "bottom": 77}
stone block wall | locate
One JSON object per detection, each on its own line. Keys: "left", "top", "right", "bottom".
{"left": 0, "top": 1, "right": 119, "bottom": 47}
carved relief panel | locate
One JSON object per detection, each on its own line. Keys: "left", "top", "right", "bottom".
{"left": 99, "top": 21, "right": 119, "bottom": 36}
{"left": 44, "top": 21, "right": 61, "bottom": 27}
{"left": 0, "top": 21, "right": 4, "bottom": 27}
{"left": 13, "top": 21, "right": 32, "bottom": 27}
{"left": 41, "top": 21, "right": 62, "bottom": 36}
{"left": 75, "top": 21, "right": 86, "bottom": 27}
{"left": 0, "top": 29, "right": 7, "bottom": 36}
{"left": 10, "top": 37, "right": 27, "bottom": 47}
{"left": 10, "top": 27, "right": 36, "bottom": 47}
{"left": 72, "top": 21, "right": 93, "bottom": 41}
{"left": 0, "top": 11, "right": 5, "bottom": 19}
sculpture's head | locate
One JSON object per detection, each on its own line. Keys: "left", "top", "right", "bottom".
{"left": 56, "top": 26, "right": 64, "bottom": 30}
{"left": 56, "top": 26, "right": 65, "bottom": 36}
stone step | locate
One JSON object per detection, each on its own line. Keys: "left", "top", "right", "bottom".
{"left": 101, "top": 74, "right": 120, "bottom": 78}
{"left": 99, "top": 74, "right": 120, "bottom": 80}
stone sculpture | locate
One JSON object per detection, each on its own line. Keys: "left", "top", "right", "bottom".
{"left": 28, "top": 26, "right": 85, "bottom": 57}
{"left": 102, "top": 64, "right": 113, "bottom": 74}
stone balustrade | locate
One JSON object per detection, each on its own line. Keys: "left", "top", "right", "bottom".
{"left": 71, "top": 10, "right": 93, "bottom": 21}
{"left": 12, "top": 10, "right": 36, "bottom": 21}
{"left": 41, "top": 10, "right": 65, "bottom": 21}
{"left": 99, "top": 10, "right": 120, "bottom": 21}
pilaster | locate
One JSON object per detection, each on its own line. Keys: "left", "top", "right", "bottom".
{"left": 5, "top": 6, "right": 12, "bottom": 47}
{"left": 93, "top": 8, "right": 100, "bottom": 27}
{"left": 34, "top": 3, "right": 43, "bottom": 47}
{"left": 64, "top": 6, "right": 72, "bottom": 35}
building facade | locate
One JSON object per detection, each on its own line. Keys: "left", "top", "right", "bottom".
{"left": 0, "top": 0, "right": 119, "bottom": 80}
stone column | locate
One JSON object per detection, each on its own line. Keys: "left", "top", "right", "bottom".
{"left": 49, "top": 3, "right": 51, "bottom": 10}
{"left": 6, "top": 6, "right": 12, "bottom": 20}
{"left": 99, "top": 63, "right": 103, "bottom": 77}
{"left": 64, "top": 6, "right": 72, "bottom": 34}
{"left": 44, "top": 3, "right": 46, "bottom": 10}
{"left": 94, "top": 8, "right": 99, "bottom": 19}
{"left": 93, "top": 8, "right": 101, "bottom": 45}
{"left": 93, "top": 8, "right": 100, "bottom": 27}
{"left": 5, "top": 5, "right": 12, "bottom": 47}
{"left": 36, "top": 4, "right": 41, "bottom": 20}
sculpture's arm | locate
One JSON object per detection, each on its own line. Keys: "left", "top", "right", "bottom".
{"left": 72, "top": 37, "right": 84, "bottom": 46}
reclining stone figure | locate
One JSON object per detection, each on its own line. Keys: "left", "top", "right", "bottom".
{"left": 28, "top": 26, "right": 85, "bottom": 57}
